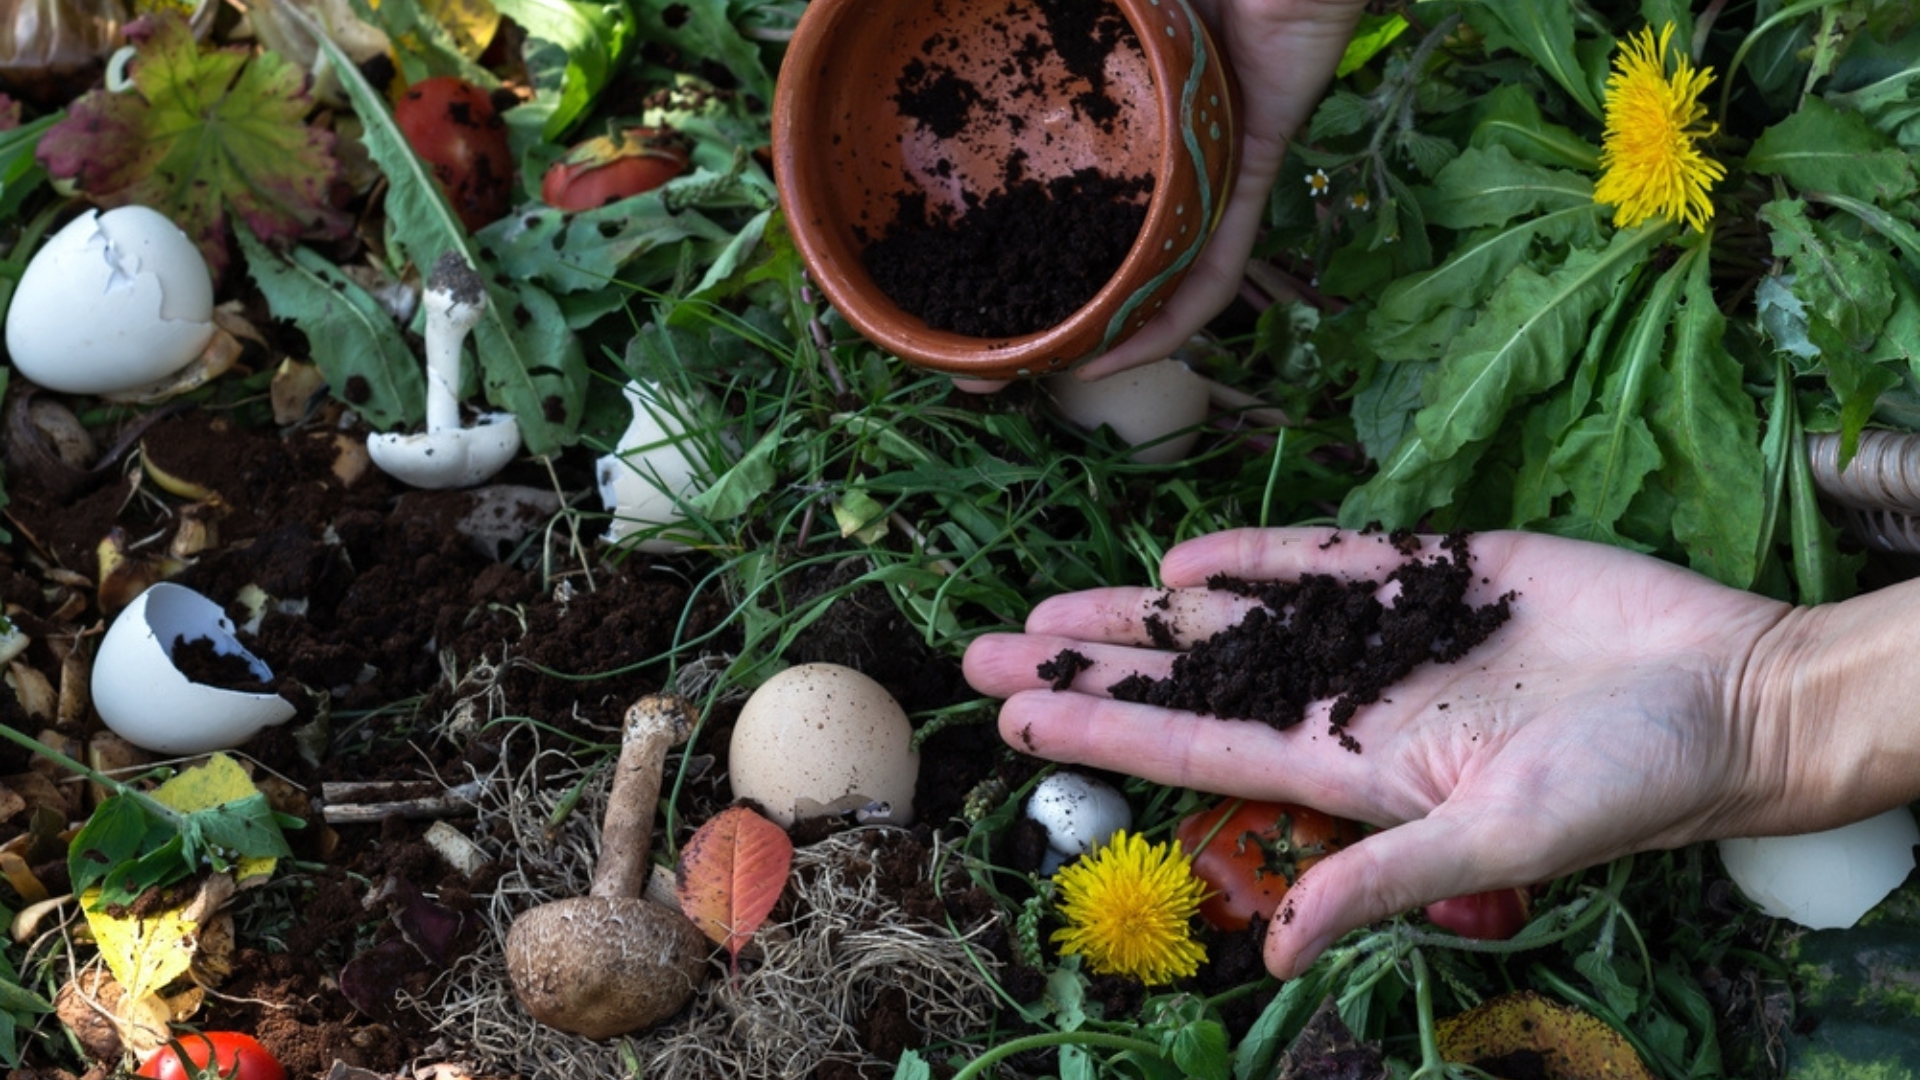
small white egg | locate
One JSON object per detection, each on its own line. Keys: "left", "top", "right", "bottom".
{"left": 1045, "top": 358, "right": 1211, "bottom": 465}
{"left": 92, "top": 582, "right": 297, "bottom": 755}
{"left": 1717, "top": 806, "right": 1920, "bottom": 930}
{"left": 595, "top": 380, "right": 712, "bottom": 553}
{"left": 5, "top": 206, "right": 216, "bottom": 396}
{"left": 729, "top": 662, "right": 919, "bottom": 827}
{"left": 1026, "top": 771, "right": 1131, "bottom": 874}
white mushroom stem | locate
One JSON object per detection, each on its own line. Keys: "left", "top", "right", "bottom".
{"left": 593, "top": 694, "right": 695, "bottom": 900}
{"left": 422, "top": 252, "right": 486, "bottom": 435}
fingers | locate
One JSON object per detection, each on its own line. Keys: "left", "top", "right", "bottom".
{"left": 1160, "top": 527, "right": 1505, "bottom": 589}
{"left": 1024, "top": 586, "right": 1264, "bottom": 648}
{"left": 1264, "top": 814, "right": 1539, "bottom": 979}
{"left": 962, "top": 632, "right": 1178, "bottom": 699}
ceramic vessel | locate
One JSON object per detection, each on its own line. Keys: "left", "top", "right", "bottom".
{"left": 773, "top": 0, "right": 1238, "bottom": 380}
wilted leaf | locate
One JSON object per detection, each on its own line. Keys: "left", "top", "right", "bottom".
{"left": 675, "top": 805, "right": 793, "bottom": 973}
{"left": 35, "top": 12, "right": 349, "bottom": 281}
{"left": 152, "top": 752, "right": 283, "bottom": 886}
{"left": 85, "top": 872, "right": 235, "bottom": 1002}
{"left": 1436, "top": 991, "right": 1654, "bottom": 1079}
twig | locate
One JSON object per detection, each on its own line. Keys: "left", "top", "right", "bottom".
{"left": 320, "top": 778, "right": 489, "bottom": 825}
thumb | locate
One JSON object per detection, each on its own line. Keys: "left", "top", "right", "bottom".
{"left": 1264, "top": 817, "right": 1520, "bottom": 979}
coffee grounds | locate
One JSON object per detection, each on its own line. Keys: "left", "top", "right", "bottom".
{"left": 1098, "top": 533, "right": 1514, "bottom": 752}
{"left": 1036, "top": 647, "right": 1093, "bottom": 690}
{"left": 861, "top": 157, "right": 1150, "bottom": 337}
{"left": 1015, "top": 0, "right": 1138, "bottom": 125}
{"left": 895, "top": 55, "right": 988, "bottom": 139}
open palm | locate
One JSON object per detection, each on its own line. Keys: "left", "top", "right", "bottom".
{"left": 963, "top": 528, "right": 1795, "bottom": 976}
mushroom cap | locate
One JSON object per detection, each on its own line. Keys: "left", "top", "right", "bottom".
{"left": 366, "top": 412, "right": 522, "bottom": 490}
{"left": 504, "top": 896, "right": 709, "bottom": 1039}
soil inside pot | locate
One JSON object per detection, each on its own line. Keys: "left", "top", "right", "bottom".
{"left": 863, "top": 0, "right": 1154, "bottom": 338}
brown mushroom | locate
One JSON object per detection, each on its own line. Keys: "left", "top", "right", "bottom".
{"left": 504, "top": 695, "right": 710, "bottom": 1038}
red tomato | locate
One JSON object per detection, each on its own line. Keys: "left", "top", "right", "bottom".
{"left": 393, "top": 76, "right": 514, "bottom": 232}
{"left": 1424, "top": 887, "right": 1531, "bottom": 940}
{"left": 541, "top": 127, "right": 691, "bottom": 211}
{"left": 136, "top": 1032, "right": 286, "bottom": 1080}
{"left": 1174, "top": 799, "right": 1360, "bottom": 931}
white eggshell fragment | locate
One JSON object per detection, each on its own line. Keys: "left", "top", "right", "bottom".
{"left": 595, "top": 380, "right": 712, "bottom": 553}
{"left": 1027, "top": 771, "right": 1131, "bottom": 874}
{"left": 1717, "top": 806, "right": 1920, "bottom": 930}
{"left": 728, "top": 662, "right": 919, "bottom": 827}
{"left": 92, "top": 582, "right": 297, "bottom": 755}
{"left": 5, "top": 207, "right": 216, "bottom": 395}
{"left": 1045, "top": 358, "right": 1211, "bottom": 465}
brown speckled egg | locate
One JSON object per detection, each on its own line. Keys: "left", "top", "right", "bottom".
{"left": 728, "top": 662, "right": 919, "bottom": 827}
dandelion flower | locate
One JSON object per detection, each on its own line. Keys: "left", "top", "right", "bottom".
{"left": 1594, "top": 24, "right": 1725, "bottom": 231}
{"left": 1305, "top": 169, "right": 1331, "bottom": 197}
{"left": 1052, "top": 832, "right": 1206, "bottom": 985}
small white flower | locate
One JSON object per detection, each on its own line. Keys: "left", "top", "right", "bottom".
{"left": 1348, "top": 191, "right": 1371, "bottom": 212}
{"left": 1305, "top": 169, "right": 1331, "bottom": 197}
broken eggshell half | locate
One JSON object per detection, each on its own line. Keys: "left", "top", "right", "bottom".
{"left": 1046, "top": 357, "right": 1211, "bottom": 465}
{"left": 595, "top": 379, "right": 715, "bottom": 553}
{"left": 91, "top": 582, "right": 296, "bottom": 755}
{"left": 4, "top": 206, "right": 216, "bottom": 396}
{"left": 1717, "top": 805, "right": 1920, "bottom": 930}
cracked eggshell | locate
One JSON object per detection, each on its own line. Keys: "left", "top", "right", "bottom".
{"left": 1027, "top": 771, "right": 1131, "bottom": 874}
{"left": 728, "top": 662, "right": 918, "bottom": 827}
{"left": 1717, "top": 806, "right": 1920, "bottom": 930}
{"left": 5, "top": 207, "right": 216, "bottom": 396}
{"left": 91, "top": 582, "right": 297, "bottom": 755}
{"left": 595, "top": 380, "right": 712, "bottom": 553}
{"left": 1045, "top": 358, "right": 1210, "bottom": 465}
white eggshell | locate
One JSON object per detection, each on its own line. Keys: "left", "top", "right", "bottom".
{"left": 1045, "top": 358, "right": 1211, "bottom": 465}
{"left": 5, "top": 206, "right": 216, "bottom": 395}
{"left": 729, "top": 662, "right": 919, "bottom": 827}
{"left": 1717, "top": 806, "right": 1920, "bottom": 930}
{"left": 595, "top": 380, "right": 710, "bottom": 553}
{"left": 92, "top": 582, "right": 297, "bottom": 755}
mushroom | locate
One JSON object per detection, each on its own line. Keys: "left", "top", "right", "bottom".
{"left": 1025, "top": 771, "right": 1131, "bottom": 875}
{"left": 504, "top": 695, "right": 710, "bottom": 1038}
{"left": 367, "top": 252, "right": 522, "bottom": 489}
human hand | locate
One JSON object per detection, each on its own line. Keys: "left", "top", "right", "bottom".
{"left": 1073, "top": 0, "right": 1369, "bottom": 381}
{"left": 963, "top": 528, "right": 1800, "bottom": 978}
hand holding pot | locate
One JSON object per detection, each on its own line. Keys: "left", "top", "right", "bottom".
{"left": 964, "top": 527, "right": 1920, "bottom": 978}
{"left": 1074, "top": 0, "right": 1369, "bottom": 381}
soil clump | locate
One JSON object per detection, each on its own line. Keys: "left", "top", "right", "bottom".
{"left": 1101, "top": 531, "right": 1514, "bottom": 751}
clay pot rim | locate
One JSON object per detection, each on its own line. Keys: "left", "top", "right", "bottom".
{"left": 773, "top": 0, "right": 1235, "bottom": 380}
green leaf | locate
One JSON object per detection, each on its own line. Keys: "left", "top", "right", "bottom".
{"left": 309, "top": 16, "right": 587, "bottom": 453}
{"left": 0, "top": 112, "right": 56, "bottom": 222}
{"left": 1829, "top": 65, "right": 1920, "bottom": 151}
{"left": 1464, "top": 0, "right": 1606, "bottom": 119}
{"left": 476, "top": 192, "right": 734, "bottom": 294}
{"left": 34, "top": 13, "right": 348, "bottom": 281}
{"left": 1747, "top": 97, "right": 1918, "bottom": 205}
{"left": 69, "top": 795, "right": 174, "bottom": 900}
{"left": 1414, "top": 224, "right": 1668, "bottom": 461}
{"left": 1470, "top": 84, "right": 1601, "bottom": 172}
{"left": 1375, "top": 203, "right": 1602, "bottom": 328}
{"left": 1335, "top": 12, "right": 1409, "bottom": 77}
{"left": 1309, "top": 89, "right": 1379, "bottom": 142}
{"left": 1651, "top": 245, "right": 1765, "bottom": 588}
{"left": 1423, "top": 145, "right": 1595, "bottom": 231}
{"left": 236, "top": 226, "right": 424, "bottom": 432}
{"left": 633, "top": 0, "right": 773, "bottom": 107}
{"left": 494, "top": 0, "right": 634, "bottom": 140}
{"left": 891, "top": 1049, "right": 932, "bottom": 1080}
{"left": 1760, "top": 198, "right": 1895, "bottom": 349}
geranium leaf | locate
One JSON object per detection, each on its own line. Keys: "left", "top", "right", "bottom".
{"left": 35, "top": 13, "right": 348, "bottom": 282}
{"left": 674, "top": 805, "right": 793, "bottom": 973}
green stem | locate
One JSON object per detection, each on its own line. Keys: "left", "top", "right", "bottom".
{"left": 0, "top": 723, "right": 179, "bottom": 823}
{"left": 1717, "top": 0, "right": 1848, "bottom": 121}
{"left": 950, "top": 1030, "right": 1166, "bottom": 1080}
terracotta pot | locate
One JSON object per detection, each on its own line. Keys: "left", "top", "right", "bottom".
{"left": 773, "top": 0, "right": 1238, "bottom": 381}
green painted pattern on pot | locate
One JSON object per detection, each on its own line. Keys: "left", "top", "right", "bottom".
{"left": 1099, "top": 0, "right": 1225, "bottom": 355}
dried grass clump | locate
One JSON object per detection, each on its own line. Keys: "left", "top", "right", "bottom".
{"left": 417, "top": 719, "right": 1002, "bottom": 1080}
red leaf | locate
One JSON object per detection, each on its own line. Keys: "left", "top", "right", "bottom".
{"left": 674, "top": 806, "right": 793, "bottom": 973}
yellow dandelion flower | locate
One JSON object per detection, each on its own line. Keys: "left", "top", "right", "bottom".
{"left": 1051, "top": 832, "right": 1207, "bottom": 986}
{"left": 1594, "top": 24, "right": 1725, "bottom": 231}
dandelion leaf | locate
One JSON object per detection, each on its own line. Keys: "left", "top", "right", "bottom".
{"left": 1463, "top": 0, "right": 1605, "bottom": 119}
{"left": 1748, "top": 97, "right": 1918, "bottom": 206}
{"left": 1651, "top": 251, "right": 1764, "bottom": 588}
{"left": 1761, "top": 198, "right": 1895, "bottom": 350}
{"left": 35, "top": 13, "right": 347, "bottom": 282}
{"left": 1423, "top": 145, "right": 1595, "bottom": 231}
{"left": 1470, "top": 84, "right": 1600, "bottom": 172}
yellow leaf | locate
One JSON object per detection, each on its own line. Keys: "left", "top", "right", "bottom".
{"left": 153, "top": 752, "right": 276, "bottom": 885}
{"left": 83, "top": 875, "right": 233, "bottom": 1001}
